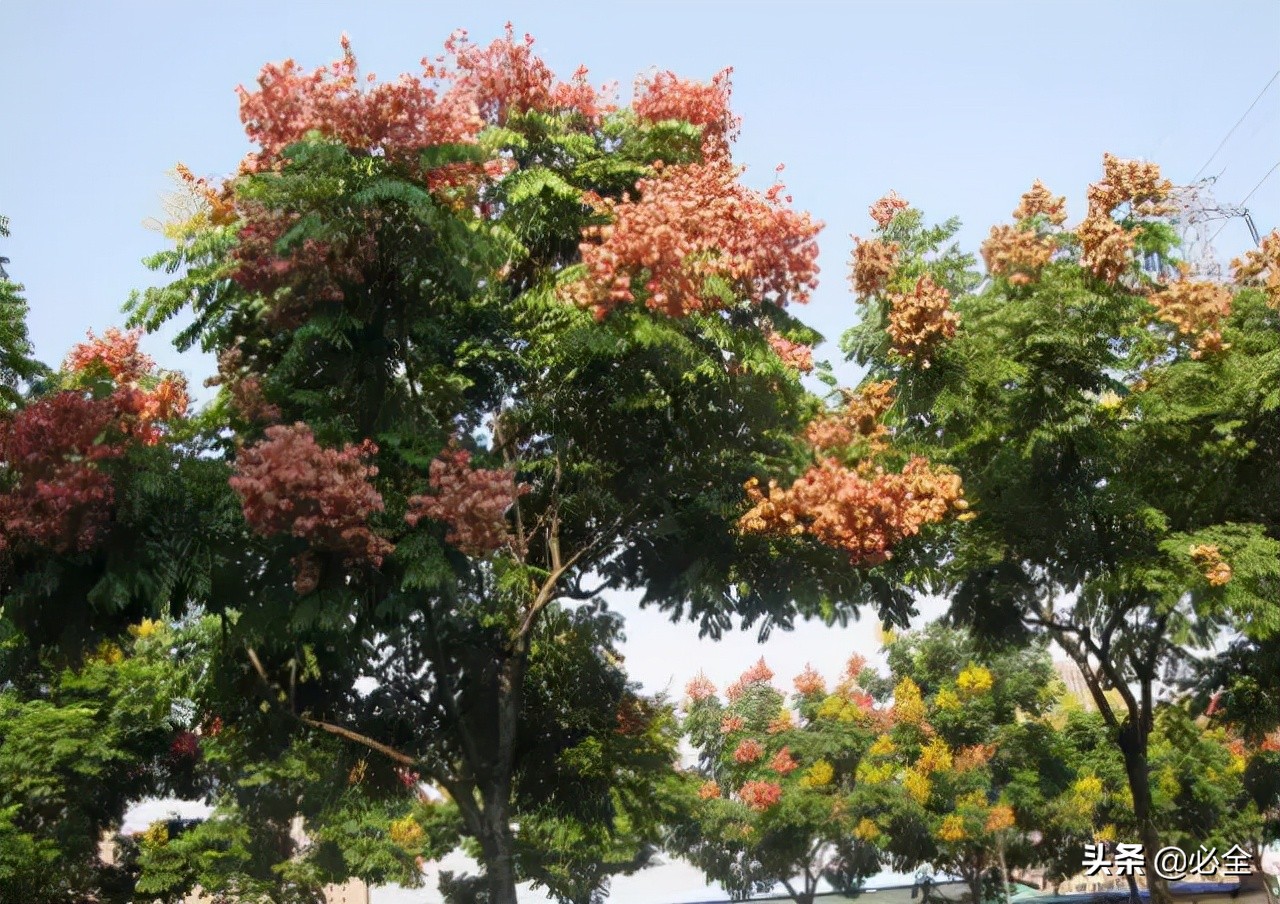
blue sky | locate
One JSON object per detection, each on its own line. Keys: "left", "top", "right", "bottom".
{"left": 3, "top": 0, "right": 1279, "bottom": 694}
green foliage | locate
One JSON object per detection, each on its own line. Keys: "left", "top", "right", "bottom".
{"left": 674, "top": 658, "right": 882, "bottom": 904}
{"left": 862, "top": 626, "right": 1060, "bottom": 900}
{"left": 0, "top": 618, "right": 209, "bottom": 903}
{"left": 840, "top": 189, "right": 1280, "bottom": 896}
{"left": 0, "top": 221, "right": 46, "bottom": 413}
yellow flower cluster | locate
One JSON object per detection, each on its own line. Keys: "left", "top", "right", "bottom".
{"left": 817, "top": 694, "right": 869, "bottom": 724}
{"left": 856, "top": 760, "right": 895, "bottom": 786}
{"left": 893, "top": 677, "right": 926, "bottom": 725}
{"left": 985, "top": 805, "right": 1016, "bottom": 832}
{"left": 1073, "top": 774, "right": 1104, "bottom": 802}
{"left": 917, "top": 738, "right": 953, "bottom": 774}
{"left": 937, "top": 814, "right": 967, "bottom": 842}
{"left": 869, "top": 734, "right": 897, "bottom": 757}
{"left": 129, "top": 618, "right": 162, "bottom": 639}
{"left": 903, "top": 768, "right": 932, "bottom": 804}
{"left": 854, "top": 817, "right": 882, "bottom": 841}
{"left": 389, "top": 816, "right": 424, "bottom": 849}
{"left": 801, "top": 759, "right": 835, "bottom": 788}
{"left": 934, "top": 686, "right": 961, "bottom": 711}
{"left": 768, "top": 709, "right": 794, "bottom": 734}
{"left": 91, "top": 641, "right": 125, "bottom": 666}
{"left": 957, "top": 664, "right": 994, "bottom": 696}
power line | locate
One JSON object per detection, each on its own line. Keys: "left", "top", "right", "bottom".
{"left": 1238, "top": 159, "right": 1280, "bottom": 207}
{"left": 1209, "top": 159, "right": 1280, "bottom": 245}
{"left": 1193, "top": 69, "right": 1280, "bottom": 182}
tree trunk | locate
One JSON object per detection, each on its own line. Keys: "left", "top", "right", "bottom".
{"left": 481, "top": 819, "right": 520, "bottom": 904}
{"left": 479, "top": 654, "right": 525, "bottom": 904}
{"left": 968, "top": 861, "right": 985, "bottom": 904}
{"left": 1117, "top": 715, "right": 1170, "bottom": 904}
{"left": 998, "top": 837, "right": 1012, "bottom": 904}
{"left": 1125, "top": 869, "right": 1142, "bottom": 904}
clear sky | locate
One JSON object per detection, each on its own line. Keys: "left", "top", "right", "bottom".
{"left": 3, "top": 1, "right": 1279, "bottom": 696}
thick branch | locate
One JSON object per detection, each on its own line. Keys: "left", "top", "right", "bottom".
{"left": 300, "top": 716, "right": 417, "bottom": 767}
{"left": 246, "top": 646, "right": 417, "bottom": 767}
{"left": 516, "top": 542, "right": 594, "bottom": 643}
{"left": 1025, "top": 609, "right": 1122, "bottom": 729}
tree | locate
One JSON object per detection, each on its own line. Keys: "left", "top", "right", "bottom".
{"left": 0, "top": 215, "right": 47, "bottom": 412}
{"left": 836, "top": 162, "right": 1280, "bottom": 903}
{"left": 90, "top": 28, "right": 964, "bottom": 904}
{"left": 0, "top": 615, "right": 211, "bottom": 904}
{"left": 673, "top": 657, "right": 886, "bottom": 904}
{"left": 856, "top": 625, "right": 1060, "bottom": 904}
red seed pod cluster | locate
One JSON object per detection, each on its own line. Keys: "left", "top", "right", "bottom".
{"left": 685, "top": 672, "right": 718, "bottom": 702}
{"left": 230, "top": 205, "right": 378, "bottom": 327}
{"left": 770, "top": 747, "right": 799, "bottom": 776}
{"left": 633, "top": 68, "right": 738, "bottom": 153}
{"left": 793, "top": 665, "right": 826, "bottom": 697}
{"left": 405, "top": 445, "right": 527, "bottom": 556}
{"left": 1012, "top": 180, "right": 1067, "bottom": 226}
{"left": 1078, "top": 214, "right": 1135, "bottom": 284}
{"left": 740, "top": 456, "right": 964, "bottom": 567}
{"left": 230, "top": 423, "right": 393, "bottom": 591}
{"left": 886, "top": 274, "right": 960, "bottom": 364}
{"left": 236, "top": 34, "right": 481, "bottom": 172}
{"left": 765, "top": 329, "right": 814, "bottom": 374}
{"left": 738, "top": 779, "right": 783, "bottom": 812}
{"left": 449, "top": 25, "right": 613, "bottom": 126}
{"left": 0, "top": 394, "right": 118, "bottom": 554}
{"left": 1, "top": 330, "right": 188, "bottom": 555}
{"left": 1087, "top": 153, "right": 1174, "bottom": 219}
{"left": 849, "top": 237, "right": 901, "bottom": 299}
{"left": 1078, "top": 155, "right": 1173, "bottom": 284}
{"left": 803, "top": 381, "right": 896, "bottom": 454}
{"left": 869, "top": 191, "right": 909, "bottom": 229}
{"left": 1149, "top": 279, "right": 1233, "bottom": 358}
{"left": 1232, "top": 229, "right": 1280, "bottom": 309}
{"left": 981, "top": 224, "right": 1055, "bottom": 283}
{"left": 733, "top": 738, "right": 766, "bottom": 764}
{"left": 567, "top": 160, "right": 821, "bottom": 321}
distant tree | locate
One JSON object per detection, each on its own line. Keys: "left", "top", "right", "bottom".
{"left": 838, "top": 162, "right": 1280, "bottom": 903}
{"left": 0, "top": 215, "right": 47, "bottom": 410}
{"left": 858, "top": 625, "right": 1059, "bottom": 904}
{"left": 673, "top": 656, "right": 886, "bottom": 904}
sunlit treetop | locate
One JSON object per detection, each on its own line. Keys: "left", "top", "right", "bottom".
{"left": 0, "top": 329, "right": 188, "bottom": 556}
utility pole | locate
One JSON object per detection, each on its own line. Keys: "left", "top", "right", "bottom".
{"left": 1162, "top": 177, "right": 1259, "bottom": 281}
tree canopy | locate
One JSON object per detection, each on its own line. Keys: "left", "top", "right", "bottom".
{"left": 837, "top": 162, "right": 1280, "bottom": 900}
{"left": 2, "top": 28, "right": 966, "bottom": 904}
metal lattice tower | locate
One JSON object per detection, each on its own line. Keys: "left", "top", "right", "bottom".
{"left": 1165, "top": 177, "right": 1259, "bottom": 281}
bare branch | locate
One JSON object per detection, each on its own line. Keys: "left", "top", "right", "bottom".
{"left": 300, "top": 716, "right": 417, "bottom": 766}
{"left": 246, "top": 646, "right": 419, "bottom": 768}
